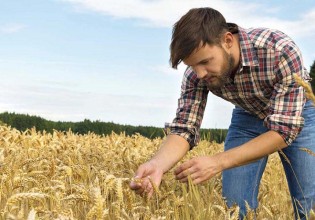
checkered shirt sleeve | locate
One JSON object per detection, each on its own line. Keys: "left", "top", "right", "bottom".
{"left": 264, "top": 44, "right": 308, "bottom": 145}
{"left": 164, "top": 68, "right": 209, "bottom": 149}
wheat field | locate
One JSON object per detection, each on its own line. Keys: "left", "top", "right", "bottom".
{"left": 1, "top": 125, "right": 314, "bottom": 220}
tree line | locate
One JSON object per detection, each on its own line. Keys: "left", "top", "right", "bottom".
{"left": 0, "top": 112, "right": 227, "bottom": 143}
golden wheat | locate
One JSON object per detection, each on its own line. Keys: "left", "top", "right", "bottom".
{"left": 0, "top": 125, "right": 313, "bottom": 219}
{"left": 294, "top": 73, "right": 315, "bottom": 104}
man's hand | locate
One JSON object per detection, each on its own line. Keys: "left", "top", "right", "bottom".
{"left": 129, "top": 161, "right": 163, "bottom": 198}
{"left": 174, "top": 156, "right": 222, "bottom": 184}
{"left": 174, "top": 131, "right": 287, "bottom": 185}
{"left": 130, "top": 134, "right": 190, "bottom": 198}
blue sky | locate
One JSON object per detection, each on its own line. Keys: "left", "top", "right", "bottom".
{"left": 1, "top": 0, "right": 315, "bottom": 128}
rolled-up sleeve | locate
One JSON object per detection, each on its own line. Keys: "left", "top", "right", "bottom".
{"left": 264, "top": 44, "right": 311, "bottom": 145}
{"left": 164, "top": 68, "right": 209, "bottom": 149}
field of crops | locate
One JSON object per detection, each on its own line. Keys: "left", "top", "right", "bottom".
{"left": 2, "top": 125, "right": 314, "bottom": 219}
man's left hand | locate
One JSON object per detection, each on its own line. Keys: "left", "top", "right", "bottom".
{"left": 174, "top": 156, "right": 222, "bottom": 184}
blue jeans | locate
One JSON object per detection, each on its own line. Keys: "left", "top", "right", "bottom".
{"left": 222, "top": 100, "right": 315, "bottom": 219}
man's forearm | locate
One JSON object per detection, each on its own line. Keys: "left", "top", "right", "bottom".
{"left": 217, "top": 130, "right": 288, "bottom": 171}
{"left": 150, "top": 134, "right": 190, "bottom": 173}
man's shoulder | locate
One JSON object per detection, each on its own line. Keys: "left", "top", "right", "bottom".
{"left": 240, "top": 27, "right": 296, "bottom": 52}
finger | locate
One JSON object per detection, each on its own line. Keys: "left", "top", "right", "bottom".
{"left": 178, "top": 176, "right": 188, "bottom": 183}
{"left": 132, "top": 177, "right": 150, "bottom": 195}
{"left": 175, "top": 166, "right": 195, "bottom": 181}
{"left": 147, "top": 187, "right": 155, "bottom": 199}
{"left": 135, "top": 184, "right": 147, "bottom": 196}
{"left": 192, "top": 171, "right": 215, "bottom": 185}
{"left": 192, "top": 176, "right": 205, "bottom": 185}
{"left": 129, "top": 181, "right": 142, "bottom": 190}
{"left": 136, "top": 179, "right": 152, "bottom": 197}
{"left": 145, "top": 184, "right": 152, "bottom": 193}
{"left": 190, "top": 172, "right": 201, "bottom": 184}
{"left": 135, "top": 182, "right": 146, "bottom": 195}
{"left": 174, "top": 160, "right": 193, "bottom": 175}
{"left": 175, "top": 170, "right": 188, "bottom": 181}
{"left": 129, "top": 174, "right": 144, "bottom": 190}
{"left": 177, "top": 173, "right": 196, "bottom": 183}
{"left": 141, "top": 178, "right": 150, "bottom": 193}
{"left": 178, "top": 173, "right": 200, "bottom": 184}
{"left": 135, "top": 187, "right": 145, "bottom": 195}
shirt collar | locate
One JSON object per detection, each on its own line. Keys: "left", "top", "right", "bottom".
{"left": 238, "top": 26, "right": 259, "bottom": 67}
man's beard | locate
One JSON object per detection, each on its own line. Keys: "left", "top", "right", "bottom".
{"left": 207, "top": 49, "right": 235, "bottom": 90}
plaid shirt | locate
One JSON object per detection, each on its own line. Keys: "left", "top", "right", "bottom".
{"left": 165, "top": 26, "right": 311, "bottom": 148}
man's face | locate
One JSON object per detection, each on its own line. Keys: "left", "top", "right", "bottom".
{"left": 183, "top": 43, "right": 235, "bottom": 90}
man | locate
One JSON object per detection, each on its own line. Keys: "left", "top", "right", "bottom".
{"left": 129, "top": 7, "right": 315, "bottom": 219}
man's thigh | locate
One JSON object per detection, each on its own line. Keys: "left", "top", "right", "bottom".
{"left": 280, "top": 100, "right": 315, "bottom": 218}
{"left": 223, "top": 107, "right": 268, "bottom": 213}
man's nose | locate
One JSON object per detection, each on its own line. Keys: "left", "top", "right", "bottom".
{"left": 194, "top": 67, "right": 207, "bottom": 79}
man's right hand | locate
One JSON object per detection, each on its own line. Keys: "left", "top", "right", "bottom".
{"left": 129, "top": 160, "right": 163, "bottom": 198}
{"left": 129, "top": 134, "right": 190, "bottom": 198}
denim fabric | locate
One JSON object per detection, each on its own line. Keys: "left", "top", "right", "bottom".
{"left": 222, "top": 100, "right": 315, "bottom": 219}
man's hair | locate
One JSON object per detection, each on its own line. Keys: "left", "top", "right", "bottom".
{"left": 170, "top": 7, "right": 229, "bottom": 69}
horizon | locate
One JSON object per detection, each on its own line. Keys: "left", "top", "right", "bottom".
{"left": 0, "top": 111, "right": 231, "bottom": 130}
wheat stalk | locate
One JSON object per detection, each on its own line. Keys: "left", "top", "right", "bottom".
{"left": 300, "top": 147, "right": 315, "bottom": 157}
{"left": 294, "top": 74, "right": 315, "bottom": 104}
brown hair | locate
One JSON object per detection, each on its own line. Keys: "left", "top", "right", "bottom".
{"left": 170, "top": 7, "right": 229, "bottom": 69}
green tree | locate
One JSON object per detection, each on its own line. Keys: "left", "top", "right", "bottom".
{"left": 310, "top": 60, "right": 315, "bottom": 93}
{"left": 0, "top": 112, "right": 229, "bottom": 142}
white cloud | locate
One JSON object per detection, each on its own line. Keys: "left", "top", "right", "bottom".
{"left": 0, "top": 23, "right": 27, "bottom": 34}
{"left": 62, "top": 0, "right": 260, "bottom": 27}
{"left": 232, "top": 8, "right": 315, "bottom": 39}
{"left": 62, "top": 0, "right": 315, "bottom": 38}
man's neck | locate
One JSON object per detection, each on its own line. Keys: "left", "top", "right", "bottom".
{"left": 231, "top": 34, "right": 241, "bottom": 73}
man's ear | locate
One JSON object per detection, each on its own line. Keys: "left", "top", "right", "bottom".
{"left": 224, "top": 32, "right": 234, "bottom": 49}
